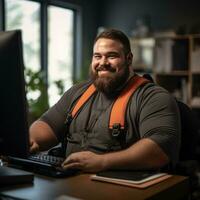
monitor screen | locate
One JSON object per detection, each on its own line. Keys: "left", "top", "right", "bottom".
{"left": 0, "top": 30, "right": 29, "bottom": 157}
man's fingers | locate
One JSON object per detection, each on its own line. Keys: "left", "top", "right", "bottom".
{"left": 29, "top": 141, "right": 39, "bottom": 153}
{"left": 62, "top": 153, "right": 84, "bottom": 170}
{"left": 62, "top": 162, "right": 82, "bottom": 170}
{"left": 62, "top": 154, "right": 80, "bottom": 165}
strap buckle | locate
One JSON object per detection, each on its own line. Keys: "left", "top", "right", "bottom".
{"left": 112, "top": 123, "right": 122, "bottom": 137}
{"left": 62, "top": 113, "right": 73, "bottom": 156}
{"left": 64, "top": 113, "right": 72, "bottom": 125}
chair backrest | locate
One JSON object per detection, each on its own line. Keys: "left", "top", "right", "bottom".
{"left": 177, "top": 100, "right": 200, "bottom": 161}
{"left": 143, "top": 73, "right": 200, "bottom": 161}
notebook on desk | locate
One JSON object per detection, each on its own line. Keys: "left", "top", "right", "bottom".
{"left": 91, "top": 170, "right": 172, "bottom": 189}
{"left": 0, "top": 30, "right": 76, "bottom": 178}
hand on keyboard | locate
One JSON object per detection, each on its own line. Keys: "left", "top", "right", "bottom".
{"left": 29, "top": 138, "right": 40, "bottom": 154}
{"left": 9, "top": 153, "right": 78, "bottom": 177}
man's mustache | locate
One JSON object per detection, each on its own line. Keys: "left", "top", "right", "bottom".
{"left": 96, "top": 65, "right": 116, "bottom": 72}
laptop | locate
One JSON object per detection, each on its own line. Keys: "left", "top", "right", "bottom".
{"left": 0, "top": 30, "right": 76, "bottom": 178}
{"left": 8, "top": 152, "right": 77, "bottom": 178}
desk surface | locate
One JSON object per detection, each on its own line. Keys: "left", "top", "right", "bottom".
{"left": 0, "top": 173, "right": 189, "bottom": 200}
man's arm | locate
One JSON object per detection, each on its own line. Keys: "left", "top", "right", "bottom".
{"left": 29, "top": 120, "right": 59, "bottom": 153}
{"left": 62, "top": 138, "right": 169, "bottom": 173}
{"left": 102, "top": 138, "right": 169, "bottom": 170}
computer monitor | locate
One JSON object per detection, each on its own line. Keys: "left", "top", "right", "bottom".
{"left": 0, "top": 30, "right": 29, "bottom": 157}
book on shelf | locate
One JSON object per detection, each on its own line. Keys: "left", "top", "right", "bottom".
{"left": 191, "top": 48, "right": 200, "bottom": 73}
{"left": 155, "top": 38, "right": 189, "bottom": 73}
{"left": 155, "top": 39, "right": 173, "bottom": 73}
{"left": 172, "top": 40, "right": 189, "bottom": 71}
{"left": 90, "top": 170, "right": 172, "bottom": 189}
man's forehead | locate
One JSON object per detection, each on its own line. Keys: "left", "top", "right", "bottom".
{"left": 93, "top": 38, "right": 123, "bottom": 51}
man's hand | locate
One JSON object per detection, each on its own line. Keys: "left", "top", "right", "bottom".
{"left": 62, "top": 151, "right": 105, "bottom": 173}
{"left": 29, "top": 138, "right": 40, "bottom": 153}
{"left": 62, "top": 139, "right": 169, "bottom": 173}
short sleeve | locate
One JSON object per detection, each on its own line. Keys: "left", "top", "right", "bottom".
{"left": 136, "top": 84, "right": 181, "bottom": 165}
{"left": 39, "top": 81, "right": 91, "bottom": 141}
{"left": 39, "top": 88, "right": 73, "bottom": 141}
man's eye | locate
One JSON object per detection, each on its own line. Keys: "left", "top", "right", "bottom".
{"left": 94, "top": 55, "right": 101, "bottom": 59}
{"left": 108, "top": 53, "right": 119, "bottom": 58}
{"left": 108, "top": 55, "right": 117, "bottom": 59}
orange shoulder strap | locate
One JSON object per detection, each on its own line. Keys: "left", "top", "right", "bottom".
{"left": 71, "top": 84, "right": 96, "bottom": 118}
{"left": 71, "top": 75, "right": 150, "bottom": 129}
{"left": 109, "top": 75, "right": 150, "bottom": 130}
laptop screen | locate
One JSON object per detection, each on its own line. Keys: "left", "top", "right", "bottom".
{"left": 0, "top": 30, "right": 29, "bottom": 157}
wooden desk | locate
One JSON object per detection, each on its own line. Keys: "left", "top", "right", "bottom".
{"left": 0, "top": 173, "right": 189, "bottom": 200}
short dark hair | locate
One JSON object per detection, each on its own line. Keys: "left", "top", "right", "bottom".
{"left": 94, "top": 29, "right": 131, "bottom": 55}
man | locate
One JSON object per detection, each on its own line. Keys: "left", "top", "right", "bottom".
{"left": 30, "top": 29, "right": 181, "bottom": 173}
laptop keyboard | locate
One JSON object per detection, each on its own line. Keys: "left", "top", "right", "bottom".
{"left": 28, "top": 154, "right": 64, "bottom": 166}
{"left": 8, "top": 153, "right": 78, "bottom": 177}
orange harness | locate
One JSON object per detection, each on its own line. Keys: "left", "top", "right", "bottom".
{"left": 69, "top": 75, "right": 150, "bottom": 136}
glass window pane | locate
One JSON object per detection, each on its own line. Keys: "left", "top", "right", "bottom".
{"left": 48, "top": 6, "right": 74, "bottom": 106}
{"left": 5, "top": 0, "right": 40, "bottom": 72}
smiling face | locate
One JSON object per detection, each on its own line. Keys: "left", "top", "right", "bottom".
{"left": 90, "top": 38, "right": 132, "bottom": 95}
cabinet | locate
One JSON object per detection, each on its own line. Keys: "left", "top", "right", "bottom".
{"left": 130, "top": 35, "right": 200, "bottom": 108}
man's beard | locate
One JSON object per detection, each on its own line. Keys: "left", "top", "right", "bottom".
{"left": 90, "top": 63, "right": 130, "bottom": 96}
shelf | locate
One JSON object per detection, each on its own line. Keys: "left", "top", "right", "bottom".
{"left": 133, "top": 64, "right": 152, "bottom": 70}
{"left": 191, "top": 71, "right": 200, "bottom": 75}
{"left": 133, "top": 65, "right": 153, "bottom": 73}
{"left": 191, "top": 106, "right": 200, "bottom": 109}
{"left": 155, "top": 35, "right": 189, "bottom": 40}
{"left": 155, "top": 71, "right": 189, "bottom": 76}
{"left": 130, "top": 34, "right": 200, "bottom": 107}
{"left": 190, "top": 34, "right": 200, "bottom": 39}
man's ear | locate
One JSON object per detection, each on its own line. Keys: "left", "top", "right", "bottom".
{"left": 126, "top": 52, "right": 133, "bottom": 65}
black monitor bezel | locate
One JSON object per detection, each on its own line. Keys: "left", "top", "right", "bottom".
{"left": 0, "top": 30, "right": 29, "bottom": 157}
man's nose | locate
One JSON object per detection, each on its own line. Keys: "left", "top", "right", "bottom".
{"left": 99, "top": 57, "right": 108, "bottom": 65}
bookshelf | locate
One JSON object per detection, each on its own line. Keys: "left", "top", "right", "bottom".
{"left": 130, "top": 35, "right": 200, "bottom": 108}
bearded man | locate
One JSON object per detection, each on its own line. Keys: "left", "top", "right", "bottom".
{"left": 30, "top": 29, "right": 181, "bottom": 172}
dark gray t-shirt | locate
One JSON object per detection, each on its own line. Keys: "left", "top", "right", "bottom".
{"left": 40, "top": 80, "right": 181, "bottom": 165}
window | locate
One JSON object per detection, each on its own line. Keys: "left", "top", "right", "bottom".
{"left": 5, "top": 0, "right": 40, "bottom": 72}
{"left": 4, "top": 0, "right": 75, "bottom": 107}
{"left": 48, "top": 6, "right": 74, "bottom": 105}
